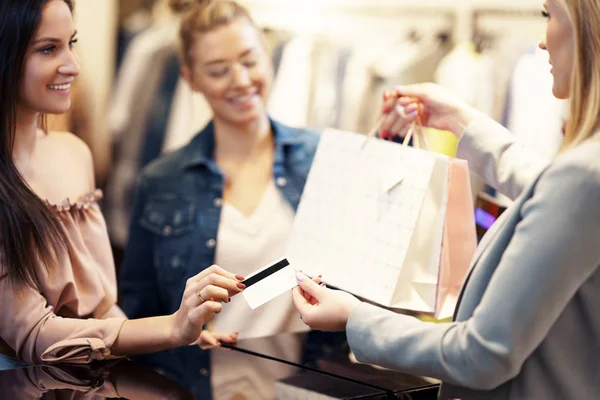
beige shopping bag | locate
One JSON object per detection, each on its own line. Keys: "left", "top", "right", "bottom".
{"left": 286, "top": 122, "right": 476, "bottom": 318}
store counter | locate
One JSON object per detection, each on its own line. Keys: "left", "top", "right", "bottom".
{"left": 0, "top": 333, "right": 440, "bottom": 399}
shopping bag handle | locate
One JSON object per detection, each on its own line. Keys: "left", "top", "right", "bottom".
{"left": 362, "top": 113, "right": 429, "bottom": 152}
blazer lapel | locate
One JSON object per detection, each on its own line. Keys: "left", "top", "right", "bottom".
{"left": 451, "top": 202, "right": 518, "bottom": 320}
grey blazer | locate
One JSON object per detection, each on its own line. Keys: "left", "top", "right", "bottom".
{"left": 346, "top": 114, "right": 600, "bottom": 399}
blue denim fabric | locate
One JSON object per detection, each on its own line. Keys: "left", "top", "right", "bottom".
{"left": 0, "top": 354, "right": 27, "bottom": 371}
{"left": 119, "top": 118, "right": 346, "bottom": 399}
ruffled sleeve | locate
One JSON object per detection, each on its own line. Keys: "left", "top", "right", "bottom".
{"left": 0, "top": 189, "right": 127, "bottom": 364}
{"left": 0, "top": 271, "right": 126, "bottom": 364}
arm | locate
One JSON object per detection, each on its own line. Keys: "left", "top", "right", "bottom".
{"left": 383, "top": 84, "right": 550, "bottom": 200}
{"left": 457, "top": 112, "right": 550, "bottom": 200}
{"left": 119, "top": 177, "right": 167, "bottom": 319}
{"left": 1, "top": 264, "right": 240, "bottom": 364}
{"left": 0, "top": 271, "right": 127, "bottom": 364}
{"left": 346, "top": 159, "right": 600, "bottom": 389}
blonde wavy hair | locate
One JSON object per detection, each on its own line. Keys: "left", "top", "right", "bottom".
{"left": 168, "top": 0, "right": 256, "bottom": 65}
{"left": 557, "top": 0, "right": 600, "bottom": 151}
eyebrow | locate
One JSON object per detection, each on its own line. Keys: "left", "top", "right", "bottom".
{"left": 203, "top": 48, "right": 255, "bottom": 66}
{"left": 33, "top": 30, "right": 78, "bottom": 45}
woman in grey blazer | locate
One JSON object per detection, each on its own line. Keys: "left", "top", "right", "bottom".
{"left": 293, "top": 1, "right": 600, "bottom": 399}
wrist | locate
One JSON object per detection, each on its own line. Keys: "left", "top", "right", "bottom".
{"left": 166, "top": 314, "right": 189, "bottom": 348}
{"left": 449, "top": 105, "right": 479, "bottom": 139}
{"left": 343, "top": 298, "right": 361, "bottom": 329}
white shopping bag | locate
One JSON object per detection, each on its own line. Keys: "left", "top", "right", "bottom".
{"left": 286, "top": 127, "right": 473, "bottom": 317}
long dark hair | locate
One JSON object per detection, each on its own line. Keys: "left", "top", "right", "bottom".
{"left": 0, "top": 0, "right": 74, "bottom": 288}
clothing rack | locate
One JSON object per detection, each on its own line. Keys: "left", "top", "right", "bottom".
{"left": 472, "top": 7, "right": 543, "bottom": 18}
{"left": 241, "top": 1, "right": 456, "bottom": 44}
{"left": 471, "top": 6, "right": 545, "bottom": 51}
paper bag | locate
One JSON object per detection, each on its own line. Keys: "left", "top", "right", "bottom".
{"left": 286, "top": 128, "right": 476, "bottom": 318}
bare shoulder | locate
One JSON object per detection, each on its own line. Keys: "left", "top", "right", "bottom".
{"left": 43, "top": 130, "right": 95, "bottom": 188}
{"left": 45, "top": 131, "right": 92, "bottom": 161}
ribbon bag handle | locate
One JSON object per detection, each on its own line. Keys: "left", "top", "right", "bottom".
{"left": 362, "top": 112, "right": 429, "bottom": 152}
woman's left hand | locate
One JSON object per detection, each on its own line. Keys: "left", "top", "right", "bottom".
{"left": 193, "top": 330, "right": 238, "bottom": 350}
{"left": 292, "top": 277, "right": 361, "bottom": 331}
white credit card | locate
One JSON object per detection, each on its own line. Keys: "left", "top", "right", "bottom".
{"left": 241, "top": 258, "right": 298, "bottom": 310}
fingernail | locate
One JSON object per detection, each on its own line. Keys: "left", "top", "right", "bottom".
{"left": 237, "top": 283, "right": 246, "bottom": 289}
{"left": 405, "top": 103, "right": 418, "bottom": 112}
{"left": 381, "top": 129, "right": 390, "bottom": 139}
{"left": 235, "top": 275, "right": 245, "bottom": 281}
{"left": 296, "top": 271, "right": 309, "bottom": 282}
{"left": 319, "top": 282, "right": 326, "bottom": 287}
{"left": 383, "top": 92, "right": 388, "bottom": 100}
{"left": 409, "top": 110, "right": 419, "bottom": 118}
{"left": 382, "top": 106, "right": 391, "bottom": 114}
{"left": 227, "top": 297, "right": 231, "bottom": 303}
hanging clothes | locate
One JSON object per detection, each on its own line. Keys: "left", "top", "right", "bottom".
{"left": 358, "top": 36, "right": 451, "bottom": 135}
{"left": 161, "top": 79, "right": 212, "bottom": 154}
{"left": 435, "top": 41, "right": 496, "bottom": 118}
{"left": 337, "top": 44, "right": 382, "bottom": 133}
{"left": 267, "top": 36, "right": 315, "bottom": 128}
{"left": 503, "top": 46, "right": 566, "bottom": 160}
{"left": 435, "top": 42, "right": 497, "bottom": 202}
{"left": 304, "top": 39, "right": 351, "bottom": 131}
{"left": 104, "top": 20, "right": 180, "bottom": 248}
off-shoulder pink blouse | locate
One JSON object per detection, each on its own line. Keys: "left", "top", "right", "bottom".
{"left": 0, "top": 190, "right": 127, "bottom": 364}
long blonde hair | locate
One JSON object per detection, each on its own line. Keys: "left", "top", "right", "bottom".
{"left": 557, "top": 0, "right": 600, "bottom": 152}
{"left": 168, "top": 0, "right": 255, "bottom": 66}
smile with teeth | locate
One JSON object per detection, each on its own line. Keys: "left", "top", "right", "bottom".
{"left": 229, "top": 93, "right": 255, "bottom": 103}
{"left": 48, "top": 83, "right": 70, "bottom": 91}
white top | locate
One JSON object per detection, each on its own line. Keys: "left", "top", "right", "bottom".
{"left": 210, "top": 181, "right": 308, "bottom": 400}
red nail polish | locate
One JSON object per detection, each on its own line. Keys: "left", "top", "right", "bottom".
{"left": 381, "top": 129, "right": 390, "bottom": 139}
{"left": 237, "top": 283, "right": 246, "bottom": 289}
{"left": 235, "top": 275, "right": 245, "bottom": 281}
{"left": 382, "top": 106, "right": 391, "bottom": 114}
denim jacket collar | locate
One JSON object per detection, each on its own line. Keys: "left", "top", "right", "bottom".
{"left": 180, "top": 118, "right": 306, "bottom": 171}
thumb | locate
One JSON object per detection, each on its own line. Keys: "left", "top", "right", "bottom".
{"left": 299, "top": 279, "right": 325, "bottom": 299}
{"left": 393, "top": 83, "right": 431, "bottom": 101}
{"left": 199, "top": 330, "right": 220, "bottom": 349}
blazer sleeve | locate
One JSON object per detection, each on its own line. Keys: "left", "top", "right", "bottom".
{"left": 456, "top": 112, "right": 550, "bottom": 200}
{"left": 346, "top": 156, "right": 600, "bottom": 390}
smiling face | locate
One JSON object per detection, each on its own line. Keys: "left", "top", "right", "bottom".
{"left": 539, "top": 0, "right": 575, "bottom": 99}
{"left": 181, "top": 17, "right": 272, "bottom": 126}
{"left": 18, "top": 0, "right": 80, "bottom": 116}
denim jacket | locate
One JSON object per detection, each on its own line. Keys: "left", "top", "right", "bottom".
{"left": 119, "top": 119, "right": 346, "bottom": 398}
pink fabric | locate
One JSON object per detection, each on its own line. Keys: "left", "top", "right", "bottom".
{"left": 0, "top": 190, "right": 126, "bottom": 364}
{"left": 436, "top": 160, "right": 477, "bottom": 317}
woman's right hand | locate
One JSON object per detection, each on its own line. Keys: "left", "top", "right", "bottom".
{"left": 170, "top": 265, "right": 245, "bottom": 346}
{"left": 380, "top": 83, "right": 479, "bottom": 140}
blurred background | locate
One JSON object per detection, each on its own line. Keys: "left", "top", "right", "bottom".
{"left": 61, "top": 0, "right": 565, "bottom": 264}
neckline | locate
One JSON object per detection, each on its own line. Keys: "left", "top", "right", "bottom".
{"left": 45, "top": 189, "right": 103, "bottom": 213}
{"left": 222, "top": 182, "right": 275, "bottom": 223}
